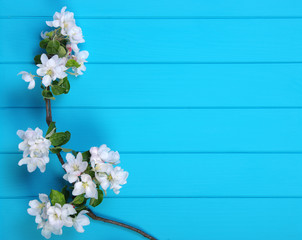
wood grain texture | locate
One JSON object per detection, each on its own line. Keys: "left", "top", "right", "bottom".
{"left": 2, "top": 0, "right": 302, "bottom": 17}
{"left": 2, "top": 153, "right": 302, "bottom": 198}
{"left": 1, "top": 198, "right": 302, "bottom": 240}
{"left": 3, "top": 63, "right": 302, "bottom": 107}
{"left": 1, "top": 19, "right": 302, "bottom": 63}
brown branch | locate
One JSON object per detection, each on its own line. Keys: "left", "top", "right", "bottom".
{"left": 87, "top": 209, "right": 157, "bottom": 240}
{"left": 44, "top": 97, "right": 157, "bottom": 240}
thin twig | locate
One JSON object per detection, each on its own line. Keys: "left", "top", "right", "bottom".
{"left": 44, "top": 97, "right": 157, "bottom": 240}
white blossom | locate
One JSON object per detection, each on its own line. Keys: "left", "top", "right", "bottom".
{"left": 27, "top": 194, "right": 50, "bottom": 224}
{"left": 47, "top": 203, "right": 76, "bottom": 229}
{"left": 72, "top": 174, "right": 98, "bottom": 199}
{"left": 17, "top": 127, "right": 51, "bottom": 173}
{"left": 90, "top": 144, "right": 120, "bottom": 166}
{"left": 67, "top": 26, "right": 84, "bottom": 53}
{"left": 41, "top": 31, "right": 49, "bottom": 39}
{"left": 46, "top": 6, "right": 75, "bottom": 36}
{"left": 63, "top": 153, "right": 88, "bottom": 183}
{"left": 38, "top": 220, "right": 62, "bottom": 239}
{"left": 36, "top": 54, "right": 67, "bottom": 87}
{"left": 95, "top": 165, "right": 128, "bottom": 194}
{"left": 73, "top": 50, "right": 89, "bottom": 75}
{"left": 18, "top": 71, "right": 35, "bottom": 89}
{"left": 73, "top": 210, "right": 90, "bottom": 233}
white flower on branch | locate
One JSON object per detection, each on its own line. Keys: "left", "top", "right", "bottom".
{"left": 46, "top": 6, "right": 75, "bottom": 36}
{"left": 38, "top": 220, "right": 62, "bottom": 239}
{"left": 73, "top": 50, "right": 89, "bottom": 75}
{"left": 73, "top": 210, "right": 90, "bottom": 233}
{"left": 18, "top": 71, "right": 35, "bottom": 89}
{"left": 27, "top": 194, "right": 50, "bottom": 224}
{"left": 63, "top": 153, "right": 88, "bottom": 183}
{"left": 68, "top": 26, "right": 85, "bottom": 53}
{"left": 17, "top": 127, "right": 51, "bottom": 173}
{"left": 90, "top": 144, "right": 120, "bottom": 166}
{"left": 37, "top": 54, "right": 67, "bottom": 87}
{"left": 95, "top": 165, "right": 128, "bottom": 194}
{"left": 47, "top": 203, "right": 76, "bottom": 229}
{"left": 72, "top": 174, "right": 98, "bottom": 199}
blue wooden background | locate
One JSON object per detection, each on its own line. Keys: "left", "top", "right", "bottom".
{"left": 1, "top": 1, "right": 302, "bottom": 239}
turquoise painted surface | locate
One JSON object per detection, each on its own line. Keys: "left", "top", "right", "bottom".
{"left": 1, "top": 1, "right": 302, "bottom": 239}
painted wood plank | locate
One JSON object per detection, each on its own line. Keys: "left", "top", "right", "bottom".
{"left": 1, "top": 198, "right": 302, "bottom": 240}
{"left": 2, "top": 19, "right": 302, "bottom": 63}
{"left": 2, "top": 108, "right": 302, "bottom": 153}
{"left": 4, "top": 63, "right": 302, "bottom": 108}
{"left": 2, "top": 0, "right": 302, "bottom": 17}
{"left": 2, "top": 153, "right": 302, "bottom": 198}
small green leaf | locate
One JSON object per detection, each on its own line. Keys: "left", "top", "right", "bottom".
{"left": 66, "top": 59, "right": 81, "bottom": 68}
{"left": 75, "top": 204, "right": 87, "bottom": 212}
{"left": 34, "top": 54, "right": 42, "bottom": 64}
{"left": 72, "top": 150, "right": 79, "bottom": 156}
{"left": 46, "top": 40, "right": 60, "bottom": 55}
{"left": 62, "top": 148, "right": 72, "bottom": 152}
{"left": 50, "top": 147, "right": 62, "bottom": 154}
{"left": 61, "top": 77, "right": 70, "bottom": 93}
{"left": 40, "top": 38, "right": 50, "bottom": 49}
{"left": 58, "top": 46, "right": 67, "bottom": 58}
{"left": 42, "top": 89, "right": 55, "bottom": 100}
{"left": 72, "top": 194, "right": 85, "bottom": 205}
{"left": 49, "top": 131, "right": 71, "bottom": 146}
{"left": 61, "top": 186, "right": 70, "bottom": 201}
{"left": 50, "top": 189, "right": 66, "bottom": 206}
{"left": 51, "top": 85, "right": 66, "bottom": 95}
{"left": 46, "top": 31, "right": 54, "bottom": 38}
{"left": 89, "top": 189, "right": 103, "bottom": 207}
{"left": 46, "top": 122, "right": 56, "bottom": 138}
{"left": 82, "top": 151, "right": 91, "bottom": 162}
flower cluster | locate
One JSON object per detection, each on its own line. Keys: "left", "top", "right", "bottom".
{"left": 18, "top": 6, "right": 88, "bottom": 95}
{"left": 17, "top": 128, "right": 51, "bottom": 173}
{"left": 28, "top": 194, "right": 90, "bottom": 239}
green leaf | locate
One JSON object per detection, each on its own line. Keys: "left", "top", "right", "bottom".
{"left": 50, "top": 147, "right": 62, "bottom": 154}
{"left": 72, "top": 194, "right": 85, "bottom": 205}
{"left": 49, "top": 131, "right": 71, "bottom": 146}
{"left": 40, "top": 38, "right": 50, "bottom": 49}
{"left": 51, "top": 85, "right": 66, "bottom": 95}
{"left": 62, "top": 148, "right": 72, "bottom": 152}
{"left": 46, "top": 40, "right": 60, "bottom": 55}
{"left": 72, "top": 150, "right": 79, "bottom": 156}
{"left": 82, "top": 151, "right": 91, "bottom": 162}
{"left": 34, "top": 54, "right": 42, "bottom": 64}
{"left": 66, "top": 59, "right": 81, "bottom": 68}
{"left": 75, "top": 204, "right": 87, "bottom": 212}
{"left": 89, "top": 189, "right": 103, "bottom": 207}
{"left": 42, "top": 89, "right": 55, "bottom": 100}
{"left": 58, "top": 46, "right": 67, "bottom": 58}
{"left": 61, "top": 186, "right": 70, "bottom": 201}
{"left": 50, "top": 189, "right": 66, "bottom": 206}
{"left": 61, "top": 77, "right": 70, "bottom": 93}
{"left": 46, "top": 31, "right": 54, "bottom": 38}
{"left": 46, "top": 122, "right": 56, "bottom": 138}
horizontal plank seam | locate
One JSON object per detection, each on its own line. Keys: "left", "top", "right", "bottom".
{"left": 2, "top": 196, "right": 302, "bottom": 199}
{"left": 3, "top": 107, "right": 302, "bottom": 110}
{"left": 6, "top": 151, "right": 302, "bottom": 155}
{"left": 2, "top": 16, "right": 302, "bottom": 20}
{"left": 2, "top": 61, "right": 302, "bottom": 65}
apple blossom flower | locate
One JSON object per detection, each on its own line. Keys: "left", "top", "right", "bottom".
{"left": 17, "top": 127, "right": 51, "bottom": 173}
{"left": 63, "top": 153, "right": 88, "bottom": 183}
{"left": 47, "top": 203, "right": 76, "bottom": 229}
{"left": 90, "top": 144, "right": 120, "bottom": 166}
{"left": 72, "top": 174, "right": 98, "bottom": 199}
{"left": 67, "top": 26, "right": 84, "bottom": 52}
{"left": 38, "top": 220, "right": 62, "bottom": 239}
{"left": 46, "top": 6, "right": 75, "bottom": 36}
{"left": 95, "top": 165, "right": 128, "bottom": 194}
{"left": 27, "top": 194, "right": 50, "bottom": 224}
{"left": 73, "top": 50, "right": 89, "bottom": 75}
{"left": 18, "top": 71, "right": 35, "bottom": 89}
{"left": 36, "top": 54, "right": 67, "bottom": 87}
{"left": 73, "top": 210, "right": 90, "bottom": 233}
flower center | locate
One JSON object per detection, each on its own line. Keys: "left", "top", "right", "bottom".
{"left": 108, "top": 175, "right": 113, "bottom": 181}
{"left": 73, "top": 164, "right": 79, "bottom": 171}
{"left": 46, "top": 69, "right": 53, "bottom": 75}
{"left": 82, "top": 182, "right": 89, "bottom": 189}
